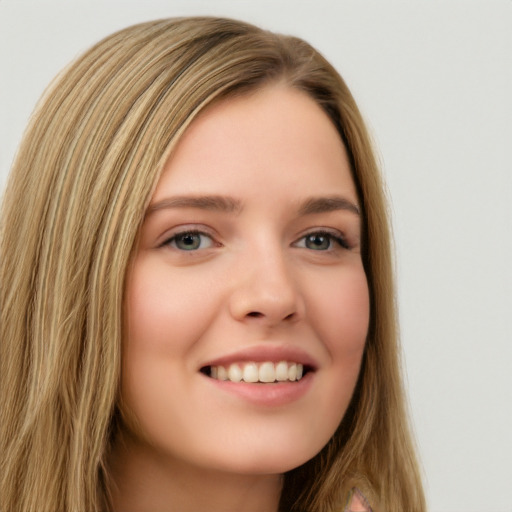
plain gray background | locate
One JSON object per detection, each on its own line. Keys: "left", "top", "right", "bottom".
{"left": 1, "top": 1, "right": 511, "bottom": 511}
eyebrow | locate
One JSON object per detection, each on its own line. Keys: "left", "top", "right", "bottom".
{"left": 147, "top": 195, "right": 243, "bottom": 215}
{"left": 147, "top": 194, "right": 360, "bottom": 217}
{"left": 297, "top": 196, "right": 360, "bottom": 216}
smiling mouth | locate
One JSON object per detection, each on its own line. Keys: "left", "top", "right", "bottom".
{"left": 200, "top": 361, "right": 313, "bottom": 383}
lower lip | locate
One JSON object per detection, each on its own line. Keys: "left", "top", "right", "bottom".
{"left": 202, "top": 372, "right": 314, "bottom": 407}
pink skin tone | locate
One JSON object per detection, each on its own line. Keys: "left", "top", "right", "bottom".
{"left": 110, "top": 84, "right": 370, "bottom": 512}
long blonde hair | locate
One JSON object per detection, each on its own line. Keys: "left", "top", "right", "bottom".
{"left": 0, "top": 17, "right": 425, "bottom": 512}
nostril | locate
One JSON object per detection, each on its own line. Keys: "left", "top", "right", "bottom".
{"left": 247, "top": 311, "right": 264, "bottom": 318}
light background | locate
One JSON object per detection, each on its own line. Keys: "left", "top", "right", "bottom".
{"left": 1, "top": 1, "right": 511, "bottom": 511}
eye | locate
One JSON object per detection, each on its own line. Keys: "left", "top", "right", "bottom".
{"left": 295, "top": 231, "right": 349, "bottom": 251}
{"left": 163, "top": 230, "right": 215, "bottom": 251}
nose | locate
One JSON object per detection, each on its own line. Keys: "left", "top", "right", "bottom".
{"left": 228, "top": 248, "right": 305, "bottom": 327}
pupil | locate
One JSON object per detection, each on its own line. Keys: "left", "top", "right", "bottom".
{"left": 307, "top": 234, "right": 329, "bottom": 250}
{"left": 178, "top": 233, "right": 200, "bottom": 250}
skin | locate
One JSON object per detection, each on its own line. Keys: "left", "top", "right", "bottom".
{"left": 110, "top": 84, "right": 370, "bottom": 512}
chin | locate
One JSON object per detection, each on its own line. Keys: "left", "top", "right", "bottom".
{"left": 201, "top": 433, "right": 328, "bottom": 476}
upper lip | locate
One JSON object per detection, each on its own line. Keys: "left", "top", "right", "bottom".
{"left": 200, "top": 345, "right": 319, "bottom": 371}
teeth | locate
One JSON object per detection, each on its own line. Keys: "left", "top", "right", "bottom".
{"left": 217, "top": 366, "right": 228, "bottom": 381}
{"left": 228, "top": 364, "right": 243, "bottom": 382}
{"left": 275, "top": 361, "right": 288, "bottom": 381}
{"left": 288, "top": 363, "right": 297, "bottom": 381}
{"left": 243, "top": 363, "right": 259, "bottom": 383}
{"left": 209, "top": 362, "right": 305, "bottom": 383}
{"left": 259, "top": 362, "right": 275, "bottom": 383}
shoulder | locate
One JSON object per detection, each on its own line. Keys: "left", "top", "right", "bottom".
{"left": 344, "top": 487, "right": 373, "bottom": 512}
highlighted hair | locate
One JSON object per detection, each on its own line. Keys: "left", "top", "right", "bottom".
{"left": 0, "top": 17, "right": 425, "bottom": 512}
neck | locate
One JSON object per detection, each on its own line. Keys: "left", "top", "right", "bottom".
{"left": 107, "top": 432, "right": 283, "bottom": 512}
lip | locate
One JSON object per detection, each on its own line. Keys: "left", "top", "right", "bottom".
{"left": 199, "top": 344, "right": 319, "bottom": 370}
{"left": 201, "top": 371, "right": 315, "bottom": 407}
{"left": 198, "top": 345, "right": 318, "bottom": 407}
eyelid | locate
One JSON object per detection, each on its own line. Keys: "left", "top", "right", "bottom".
{"left": 293, "top": 228, "right": 350, "bottom": 250}
{"left": 159, "top": 226, "right": 220, "bottom": 250}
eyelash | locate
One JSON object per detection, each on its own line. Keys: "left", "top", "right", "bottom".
{"left": 294, "top": 230, "right": 350, "bottom": 251}
{"left": 162, "top": 229, "right": 350, "bottom": 252}
{"left": 161, "top": 229, "right": 216, "bottom": 251}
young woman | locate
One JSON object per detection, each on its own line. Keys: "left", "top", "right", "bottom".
{"left": 0, "top": 17, "right": 425, "bottom": 512}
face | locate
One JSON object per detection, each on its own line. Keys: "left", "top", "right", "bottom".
{"left": 121, "top": 84, "right": 369, "bottom": 476}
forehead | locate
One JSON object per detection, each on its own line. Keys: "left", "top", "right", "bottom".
{"left": 152, "top": 84, "right": 357, "bottom": 207}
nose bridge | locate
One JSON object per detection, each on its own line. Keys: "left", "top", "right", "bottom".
{"left": 229, "top": 235, "right": 304, "bottom": 325}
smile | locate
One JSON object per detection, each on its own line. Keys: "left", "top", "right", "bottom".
{"left": 202, "top": 361, "right": 307, "bottom": 383}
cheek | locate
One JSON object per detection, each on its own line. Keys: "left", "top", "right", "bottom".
{"left": 124, "top": 258, "right": 213, "bottom": 357}
{"left": 120, "top": 260, "right": 210, "bottom": 441}
{"left": 292, "top": 266, "right": 369, "bottom": 455}
{"left": 309, "top": 266, "right": 370, "bottom": 356}
{"left": 306, "top": 265, "right": 369, "bottom": 391}
{"left": 120, "top": 259, "right": 208, "bottom": 419}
